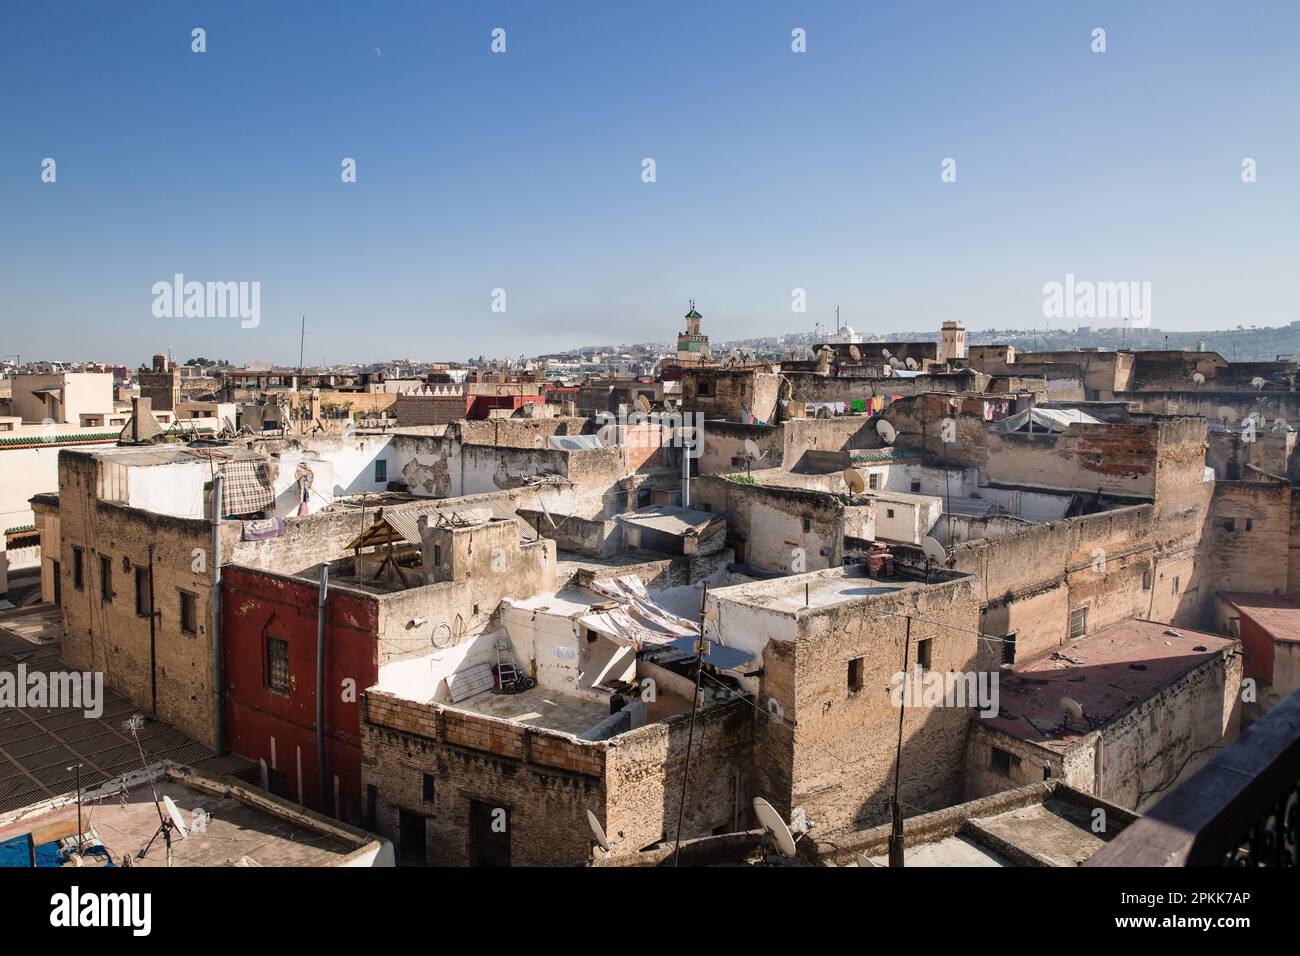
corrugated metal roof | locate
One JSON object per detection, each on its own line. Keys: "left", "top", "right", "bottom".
{"left": 617, "top": 505, "right": 719, "bottom": 536}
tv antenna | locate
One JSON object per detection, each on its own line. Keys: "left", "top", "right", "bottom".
{"left": 125, "top": 714, "right": 188, "bottom": 866}
{"left": 752, "top": 797, "right": 808, "bottom": 864}
{"left": 1060, "top": 696, "right": 1085, "bottom": 731}
{"left": 586, "top": 809, "right": 622, "bottom": 855}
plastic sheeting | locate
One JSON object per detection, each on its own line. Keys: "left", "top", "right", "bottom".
{"left": 998, "top": 407, "right": 1102, "bottom": 434}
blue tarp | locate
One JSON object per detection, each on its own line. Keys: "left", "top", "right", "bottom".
{"left": 0, "top": 833, "right": 83, "bottom": 867}
{"left": 0, "top": 834, "right": 62, "bottom": 867}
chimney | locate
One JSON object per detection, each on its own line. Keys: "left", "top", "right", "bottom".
{"left": 126, "top": 396, "right": 163, "bottom": 443}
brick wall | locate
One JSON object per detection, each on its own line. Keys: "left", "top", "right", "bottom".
{"left": 58, "top": 452, "right": 218, "bottom": 745}
{"left": 361, "top": 691, "right": 752, "bottom": 866}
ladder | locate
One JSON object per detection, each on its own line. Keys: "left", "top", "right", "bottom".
{"left": 494, "top": 633, "right": 520, "bottom": 690}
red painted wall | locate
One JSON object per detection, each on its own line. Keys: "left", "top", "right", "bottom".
{"left": 1237, "top": 614, "right": 1276, "bottom": 686}
{"left": 466, "top": 394, "right": 545, "bottom": 419}
{"left": 221, "top": 566, "right": 379, "bottom": 821}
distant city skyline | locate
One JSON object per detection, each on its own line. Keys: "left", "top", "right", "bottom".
{"left": 3, "top": 1, "right": 1297, "bottom": 365}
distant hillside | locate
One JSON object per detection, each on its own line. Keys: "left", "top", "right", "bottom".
{"left": 718, "top": 322, "right": 1300, "bottom": 363}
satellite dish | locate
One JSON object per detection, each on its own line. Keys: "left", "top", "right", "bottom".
{"left": 1217, "top": 406, "right": 1240, "bottom": 423}
{"left": 586, "top": 809, "right": 610, "bottom": 851}
{"left": 876, "top": 419, "right": 897, "bottom": 445}
{"left": 888, "top": 357, "right": 902, "bottom": 369}
{"left": 848, "top": 345, "right": 861, "bottom": 362}
{"left": 921, "top": 536, "right": 947, "bottom": 564}
{"left": 163, "top": 795, "right": 189, "bottom": 840}
{"left": 752, "top": 798, "right": 798, "bottom": 858}
{"left": 743, "top": 438, "right": 762, "bottom": 460}
{"left": 636, "top": 394, "right": 652, "bottom": 414}
{"left": 1191, "top": 371, "right": 1206, "bottom": 384}
{"left": 842, "top": 469, "right": 866, "bottom": 494}
{"left": 1060, "top": 696, "right": 1085, "bottom": 728}
{"left": 881, "top": 348, "right": 892, "bottom": 359}
{"left": 905, "top": 357, "right": 918, "bottom": 370}
{"left": 1252, "top": 376, "right": 1266, "bottom": 389}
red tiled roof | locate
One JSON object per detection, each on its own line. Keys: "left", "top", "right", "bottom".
{"left": 1216, "top": 592, "right": 1300, "bottom": 645}
{"left": 980, "top": 619, "right": 1237, "bottom": 745}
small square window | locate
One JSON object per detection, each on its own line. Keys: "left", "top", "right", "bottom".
{"left": 886, "top": 508, "right": 895, "bottom": 519}
{"left": 847, "top": 657, "right": 865, "bottom": 693}
{"left": 422, "top": 773, "right": 436, "bottom": 802}
{"left": 1246, "top": 519, "right": 1253, "bottom": 531}
{"left": 801, "top": 517, "right": 812, "bottom": 533}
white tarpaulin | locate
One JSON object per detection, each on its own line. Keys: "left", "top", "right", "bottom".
{"left": 998, "top": 407, "right": 1102, "bottom": 434}
{"left": 576, "top": 575, "right": 700, "bottom": 649}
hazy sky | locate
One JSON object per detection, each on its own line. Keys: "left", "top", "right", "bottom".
{"left": 2, "top": 1, "right": 1297, "bottom": 366}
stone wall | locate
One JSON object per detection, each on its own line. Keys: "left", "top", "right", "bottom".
{"left": 692, "top": 475, "right": 844, "bottom": 573}
{"left": 360, "top": 690, "right": 751, "bottom": 866}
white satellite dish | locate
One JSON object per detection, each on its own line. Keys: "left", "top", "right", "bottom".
{"left": 162, "top": 795, "right": 189, "bottom": 840}
{"left": 752, "top": 797, "right": 798, "bottom": 858}
{"left": 921, "top": 536, "right": 947, "bottom": 564}
{"left": 587, "top": 806, "right": 611, "bottom": 853}
{"left": 905, "top": 357, "right": 918, "bottom": 370}
{"left": 888, "top": 357, "right": 902, "bottom": 369}
{"left": 842, "top": 469, "right": 866, "bottom": 495}
{"left": 1191, "top": 371, "right": 1206, "bottom": 384}
{"left": 881, "top": 348, "right": 892, "bottom": 359}
{"left": 876, "top": 419, "right": 897, "bottom": 445}
{"left": 1252, "top": 376, "right": 1266, "bottom": 389}
{"left": 743, "top": 438, "right": 762, "bottom": 460}
{"left": 1060, "top": 696, "right": 1085, "bottom": 728}
{"left": 1217, "top": 406, "right": 1240, "bottom": 423}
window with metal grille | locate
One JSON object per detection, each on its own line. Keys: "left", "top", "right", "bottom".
{"left": 1069, "top": 606, "right": 1088, "bottom": 639}
{"left": 267, "top": 636, "right": 290, "bottom": 694}
{"left": 990, "top": 747, "right": 1018, "bottom": 776}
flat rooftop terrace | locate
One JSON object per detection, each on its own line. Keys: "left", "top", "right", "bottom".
{"left": 983, "top": 618, "right": 1238, "bottom": 746}
{"left": 0, "top": 772, "right": 370, "bottom": 867}
{"left": 453, "top": 684, "right": 695, "bottom": 738}
{"left": 713, "top": 565, "right": 952, "bottom": 615}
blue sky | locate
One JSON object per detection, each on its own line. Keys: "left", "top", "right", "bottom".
{"left": 1, "top": 1, "right": 1297, "bottom": 365}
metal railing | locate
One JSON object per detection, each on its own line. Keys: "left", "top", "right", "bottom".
{"left": 1085, "top": 687, "right": 1300, "bottom": 867}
